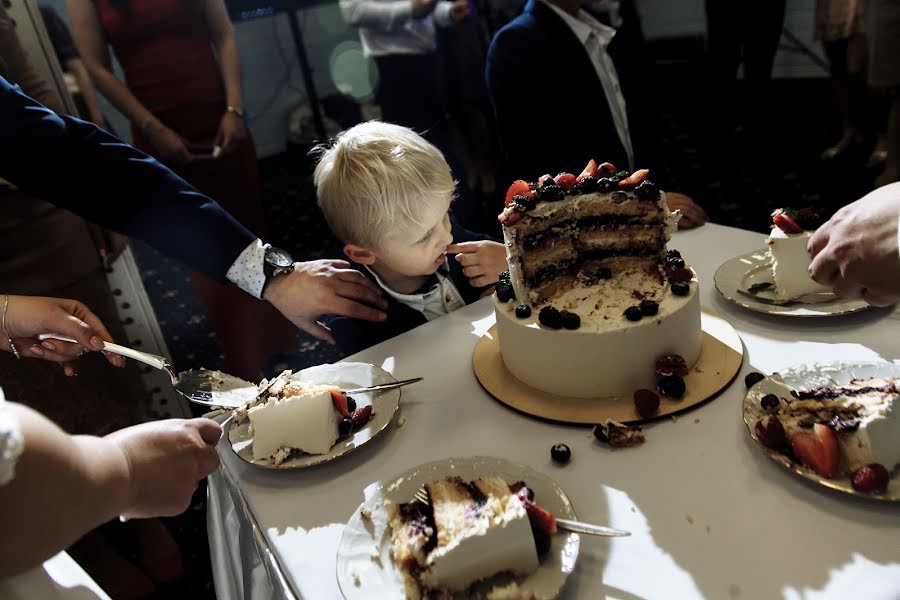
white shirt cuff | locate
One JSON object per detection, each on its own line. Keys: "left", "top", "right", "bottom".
{"left": 433, "top": 1, "right": 453, "bottom": 26}
{"left": 226, "top": 239, "right": 269, "bottom": 299}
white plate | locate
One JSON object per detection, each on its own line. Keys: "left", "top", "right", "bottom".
{"left": 226, "top": 362, "right": 400, "bottom": 469}
{"left": 714, "top": 250, "right": 869, "bottom": 317}
{"left": 336, "top": 456, "right": 581, "bottom": 600}
{"left": 742, "top": 361, "right": 900, "bottom": 501}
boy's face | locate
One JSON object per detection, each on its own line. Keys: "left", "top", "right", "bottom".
{"left": 374, "top": 196, "right": 454, "bottom": 279}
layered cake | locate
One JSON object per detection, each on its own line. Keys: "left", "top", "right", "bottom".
{"left": 494, "top": 160, "right": 702, "bottom": 398}
{"left": 752, "top": 375, "right": 900, "bottom": 493}
{"left": 234, "top": 370, "right": 370, "bottom": 464}
{"left": 765, "top": 208, "right": 830, "bottom": 301}
{"left": 386, "top": 477, "right": 544, "bottom": 598}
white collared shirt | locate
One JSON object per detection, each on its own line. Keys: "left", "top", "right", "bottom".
{"left": 540, "top": 0, "right": 634, "bottom": 170}
{"left": 366, "top": 261, "right": 466, "bottom": 321}
{"left": 339, "top": 0, "right": 454, "bottom": 57}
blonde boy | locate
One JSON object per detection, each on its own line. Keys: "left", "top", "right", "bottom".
{"left": 315, "top": 121, "right": 506, "bottom": 353}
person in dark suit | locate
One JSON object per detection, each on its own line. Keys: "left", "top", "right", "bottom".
{"left": 486, "top": 0, "right": 708, "bottom": 228}
{"left": 314, "top": 121, "right": 505, "bottom": 355}
{"left": 0, "top": 74, "right": 388, "bottom": 345}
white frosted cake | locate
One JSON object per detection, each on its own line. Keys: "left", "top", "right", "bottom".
{"left": 235, "top": 371, "right": 342, "bottom": 463}
{"left": 765, "top": 208, "right": 830, "bottom": 301}
{"left": 386, "top": 477, "right": 540, "bottom": 598}
{"left": 494, "top": 161, "right": 702, "bottom": 398}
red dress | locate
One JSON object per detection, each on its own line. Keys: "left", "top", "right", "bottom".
{"left": 94, "top": 0, "right": 265, "bottom": 234}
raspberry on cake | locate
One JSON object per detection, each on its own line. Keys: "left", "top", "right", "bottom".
{"left": 386, "top": 477, "right": 542, "bottom": 598}
{"left": 493, "top": 159, "right": 703, "bottom": 398}
{"left": 765, "top": 208, "right": 831, "bottom": 301}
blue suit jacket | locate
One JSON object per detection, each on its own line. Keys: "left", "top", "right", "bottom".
{"left": 327, "top": 222, "right": 497, "bottom": 356}
{"left": 0, "top": 76, "right": 255, "bottom": 282}
{"left": 486, "top": 0, "right": 653, "bottom": 182}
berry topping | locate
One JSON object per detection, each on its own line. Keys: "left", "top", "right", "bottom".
{"left": 513, "top": 194, "right": 537, "bottom": 212}
{"left": 537, "top": 174, "right": 553, "bottom": 186}
{"left": 772, "top": 209, "right": 803, "bottom": 234}
{"left": 351, "top": 405, "right": 373, "bottom": 430}
{"left": 577, "top": 160, "right": 598, "bottom": 182}
{"left": 790, "top": 424, "right": 840, "bottom": 478}
{"left": 828, "top": 416, "right": 860, "bottom": 433}
{"left": 561, "top": 310, "right": 581, "bottom": 329}
{"left": 744, "top": 372, "right": 765, "bottom": 388}
{"left": 509, "top": 481, "right": 535, "bottom": 502}
{"left": 634, "top": 389, "right": 660, "bottom": 418}
{"left": 505, "top": 180, "right": 532, "bottom": 207}
{"left": 671, "top": 282, "right": 690, "bottom": 296}
{"left": 665, "top": 255, "right": 686, "bottom": 269}
{"left": 515, "top": 304, "right": 531, "bottom": 318}
{"left": 634, "top": 180, "right": 660, "bottom": 200}
{"left": 614, "top": 170, "right": 630, "bottom": 179}
{"left": 553, "top": 173, "right": 577, "bottom": 191}
{"left": 338, "top": 417, "right": 354, "bottom": 436}
{"left": 597, "top": 162, "right": 617, "bottom": 176}
{"left": 667, "top": 267, "right": 694, "bottom": 283}
{"left": 346, "top": 395, "right": 357, "bottom": 414}
{"left": 596, "top": 267, "right": 612, "bottom": 279}
{"left": 851, "top": 464, "right": 890, "bottom": 494}
{"left": 665, "top": 249, "right": 682, "bottom": 260}
{"left": 531, "top": 528, "right": 552, "bottom": 556}
{"left": 538, "top": 306, "right": 563, "bottom": 329}
{"left": 499, "top": 210, "right": 523, "bottom": 227}
{"left": 597, "top": 177, "right": 617, "bottom": 192}
{"left": 657, "top": 375, "right": 686, "bottom": 398}
{"left": 496, "top": 281, "right": 515, "bottom": 302}
{"left": 575, "top": 176, "right": 598, "bottom": 194}
{"left": 550, "top": 443, "right": 571, "bottom": 464}
{"left": 499, "top": 270, "right": 511, "bottom": 283}
{"left": 618, "top": 168, "right": 650, "bottom": 188}
{"left": 640, "top": 299, "right": 659, "bottom": 316}
{"left": 520, "top": 496, "right": 558, "bottom": 535}
{"left": 624, "top": 306, "right": 643, "bottom": 321}
{"left": 760, "top": 394, "right": 780, "bottom": 412}
{"left": 537, "top": 184, "right": 565, "bottom": 202}
{"left": 754, "top": 416, "right": 788, "bottom": 451}
{"left": 655, "top": 354, "right": 688, "bottom": 377}
{"left": 330, "top": 389, "right": 350, "bottom": 417}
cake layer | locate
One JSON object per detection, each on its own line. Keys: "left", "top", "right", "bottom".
{"left": 494, "top": 279, "right": 702, "bottom": 398}
{"left": 766, "top": 228, "right": 830, "bottom": 300}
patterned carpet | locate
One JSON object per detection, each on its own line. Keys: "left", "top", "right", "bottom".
{"left": 127, "top": 70, "right": 886, "bottom": 599}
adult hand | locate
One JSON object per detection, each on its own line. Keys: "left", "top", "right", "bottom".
{"left": 448, "top": 0, "right": 469, "bottom": 22}
{"left": 263, "top": 259, "right": 388, "bottom": 343}
{"left": 807, "top": 182, "right": 900, "bottom": 306}
{"left": 106, "top": 419, "right": 221, "bottom": 519}
{"left": 411, "top": 0, "right": 437, "bottom": 19}
{"left": 1, "top": 295, "right": 123, "bottom": 372}
{"left": 449, "top": 240, "right": 507, "bottom": 288}
{"left": 213, "top": 112, "right": 248, "bottom": 156}
{"left": 87, "top": 224, "right": 128, "bottom": 267}
{"left": 144, "top": 120, "right": 192, "bottom": 166}
{"left": 667, "top": 192, "right": 708, "bottom": 230}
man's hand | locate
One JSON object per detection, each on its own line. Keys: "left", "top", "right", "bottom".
{"left": 2, "top": 295, "right": 124, "bottom": 372}
{"left": 105, "top": 419, "right": 221, "bottom": 519}
{"left": 807, "top": 182, "right": 900, "bottom": 306}
{"left": 666, "top": 192, "right": 708, "bottom": 229}
{"left": 263, "top": 260, "right": 388, "bottom": 343}
{"left": 411, "top": 0, "right": 438, "bottom": 19}
{"left": 449, "top": 241, "right": 507, "bottom": 288}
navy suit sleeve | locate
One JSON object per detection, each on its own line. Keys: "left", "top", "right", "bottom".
{"left": 0, "top": 76, "right": 256, "bottom": 282}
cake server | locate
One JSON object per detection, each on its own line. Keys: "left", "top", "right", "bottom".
{"left": 37, "top": 334, "right": 423, "bottom": 408}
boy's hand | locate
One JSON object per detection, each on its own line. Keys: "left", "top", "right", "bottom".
{"left": 449, "top": 241, "right": 507, "bottom": 288}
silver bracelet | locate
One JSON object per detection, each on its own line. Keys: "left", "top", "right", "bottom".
{"left": 2, "top": 294, "right": 21, "bottom": 360}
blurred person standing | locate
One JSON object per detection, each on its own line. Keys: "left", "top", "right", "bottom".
{"left": 66, "top": 0, "right": 297, "bottom": 382}
{"left": 866, "top": 0, "right": 900, "bottom": 186}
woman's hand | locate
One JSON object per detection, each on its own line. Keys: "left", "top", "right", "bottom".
{"left": 1, "top": 295, "right": 124, "bottom": 374}
{"left": 144, "top": 120, "right": 192, "bottom": 165}
{"left": 666, "top": 192, "right": 709, "bottom": 230}
{"left": 213, "top": 111, "right": 247, "bottom": 156}
{"left": 450, "top": 241, "right": 507, "bottom": 288}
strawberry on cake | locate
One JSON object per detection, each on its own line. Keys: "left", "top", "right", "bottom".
{"left": 493, "top": 160, "right": 702, "bottom": 398}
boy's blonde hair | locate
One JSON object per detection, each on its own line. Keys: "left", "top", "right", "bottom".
{"left": 314, "top": 121, "right": 456, "bottom": 248}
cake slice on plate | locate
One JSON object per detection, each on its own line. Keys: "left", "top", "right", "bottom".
{"left": 765, "top": 208, "right": 831, "bottom": 301}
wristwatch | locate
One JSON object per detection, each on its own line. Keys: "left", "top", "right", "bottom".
{"left": 262, "top": 246, "right": 295, "bottom": 295}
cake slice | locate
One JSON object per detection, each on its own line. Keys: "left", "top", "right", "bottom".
{"left": 765, "top": 208, "right": 830, "bottom": 301}
{"left": 387, "top": 476, "right": 541, "bottom": 598}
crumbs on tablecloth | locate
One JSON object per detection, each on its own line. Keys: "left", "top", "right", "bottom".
{"left": 397, "top": 416, "right": 407, "bottom": 428}
{"left": 670, "top": 415, "right": 679, "bottom": 423}
{"left": 694, "top": 418, "right": 700, "bottom": 424}
{"left": 685, "top": 515, "right": 694, "bottom": 525}
{"left": 353, "top": 572, "right": 361, "bottom": 586}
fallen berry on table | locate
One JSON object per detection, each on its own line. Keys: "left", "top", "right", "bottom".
{"left": 550, "top": 443, "right": 571, "bottom": 464}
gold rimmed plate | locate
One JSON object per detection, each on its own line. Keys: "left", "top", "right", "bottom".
{"left": 715, "top": 250, "right": 869, "bottom": 317}
{"left": 742, "top": 361, "right": 900, "bottom": 502}
{"left": 225, "top": 362, "right": 400, "bottom": 469}
{"left": 336, "top": 456, "right": 581, "bottom": 600}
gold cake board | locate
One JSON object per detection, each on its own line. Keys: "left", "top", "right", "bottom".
{"left": 473, "top": 312, "right": 744, "bottom": 425}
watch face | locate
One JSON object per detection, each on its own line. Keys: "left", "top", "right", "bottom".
{"left": 267, "top": 248, "right": 293, "bottom": 268}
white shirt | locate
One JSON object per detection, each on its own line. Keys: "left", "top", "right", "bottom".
{"left": 366, "top": 262, "right": 465, "bottom": 321}
{"left": 339, "top": 0, "right": 454, "bottom": 57}
{"left": 0, "top": 387, "right": 23, "bottom": 487}
{"left": 541, "top": 0, "right": 634, "bottom": 170}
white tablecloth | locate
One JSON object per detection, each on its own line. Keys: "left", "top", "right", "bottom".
{"left": 0, "top": 553, "right": 111, "bottom": 600}
{"left": 208, "top": 223, "right": 900, "bottom": 600}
